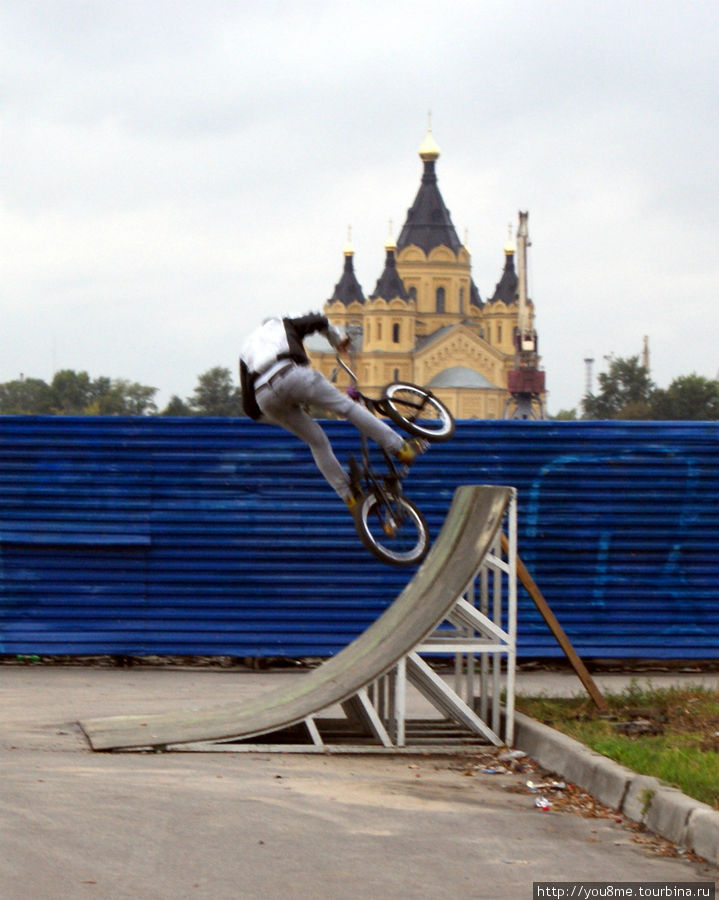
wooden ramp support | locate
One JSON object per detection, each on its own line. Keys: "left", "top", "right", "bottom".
{"left": 501, "top": 533, "right": 606, "bottom": 712}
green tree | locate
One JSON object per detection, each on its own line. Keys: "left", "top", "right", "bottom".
{"left": 121, "top": 381, "right": 158, "bottom": 415}
{"left": 161, "top": 395, "right": 193, "bottom": 416}
{"left": 50, "top": 370, "right": 94, "bottom": 414}
{"left": 649, "top": 374, "right": 719, "bottom": 420}
{"left": 0, "top": 378, "right": 54, "bottom": 414}
{"left": 85, "top": 379, "right": 158, "bottom": 415}
{"left": 0, "top": 371, "right": 158, "bottom": 415}
{"left": 582, "top": 356, "right": 655, "bottom": 419}
{"left": 188, "top": 367, "right": 243, "bottom": 416}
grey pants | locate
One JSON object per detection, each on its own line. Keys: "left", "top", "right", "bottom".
{"left": 257, "top": 366, "right": 404, "bottom": 500}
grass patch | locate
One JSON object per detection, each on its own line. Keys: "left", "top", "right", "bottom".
{"left": 515, "top": 680, "right": 719, "bottom": 809}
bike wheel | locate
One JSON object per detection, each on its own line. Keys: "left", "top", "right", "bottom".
{"left": 353, "top": 491, "right": 430, "bottom": 567}
{"left": 381, "top": 382, "right": 455, "bottom": 442}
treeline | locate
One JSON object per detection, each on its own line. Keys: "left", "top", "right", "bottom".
{"left": 0, "top": 367, "right": 244, "bottom": 417}
{"left": 3, "top": 355, "right": 718, "bottom": 420}
{"left": 557, "top": 356, "right": 719, "bottom": 420}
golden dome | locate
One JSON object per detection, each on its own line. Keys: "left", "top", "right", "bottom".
{"left": 418, "top": 127, "right": 440, "bottom": 162}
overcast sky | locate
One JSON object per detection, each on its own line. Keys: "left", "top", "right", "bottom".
{"left": 2, "top": 0, "right": 717, "bottom": 414}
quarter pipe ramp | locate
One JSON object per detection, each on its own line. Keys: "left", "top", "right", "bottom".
{"left": 80, "top": 484, "right": 513, "bottom": 751}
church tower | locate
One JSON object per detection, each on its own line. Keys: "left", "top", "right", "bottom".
{"left": 310, "top": 129, "right": 544, "bottom": 419}
{"left": 395, "top": 128, "right": 481, "bottom": 337}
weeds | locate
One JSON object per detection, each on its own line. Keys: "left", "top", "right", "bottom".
{"left": 515, "top": 681, "right": 719, "bottom": 809}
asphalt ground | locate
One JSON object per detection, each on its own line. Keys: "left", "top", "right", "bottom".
{"left": 1, "top": 663, "right": 718, "bottom": 899}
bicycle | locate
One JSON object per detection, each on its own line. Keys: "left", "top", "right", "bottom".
{"left": 334, "top": 354, "right": 455, "bottom": 567}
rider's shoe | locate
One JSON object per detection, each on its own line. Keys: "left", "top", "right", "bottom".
{"left": 396, "top": 437, "right": 429, "bottom": 465}
{"left": 346, "top": 454, "right": 363, "bottom": 512}
{"left": 382, "top": 515, "right": 397, "bottom": 538}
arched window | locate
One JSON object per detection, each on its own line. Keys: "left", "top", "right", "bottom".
{"left": 436, "top": 286, "right": 445, "bottom": 313}
{"left": 392, "top": 323, "right": 400, "bottom": 343}
{"left": 408, "top": 286, "right": 417, "bottom": 302}
{"left": 497, "top": 325, "right": 502, "bottom": 343}
{"left": 393, "top": 368, "right": 400, "bottom": 381}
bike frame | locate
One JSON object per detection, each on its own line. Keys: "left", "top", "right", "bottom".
{"left": 335, "top": 355, "right": 410, "bottom": 511}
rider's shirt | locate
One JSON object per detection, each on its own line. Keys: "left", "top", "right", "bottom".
{"left": 239, "top": 313, "right": 345, "bottom": 420}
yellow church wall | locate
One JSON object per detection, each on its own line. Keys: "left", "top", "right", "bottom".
{"left": 430, "top": 387, "right": 506, "bottom": 419}
{"left": 413, "top": 327, "right": 506, "bottom": 387}
{"left": 396, "top": 244, "right": 472, "bottom": 321}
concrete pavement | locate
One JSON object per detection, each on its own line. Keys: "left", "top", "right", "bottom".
{"left": 1, "top": 662, "right": 717, "bottom": 898}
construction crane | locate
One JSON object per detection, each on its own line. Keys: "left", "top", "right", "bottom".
{"left": 504, "top": 211, "right": 546, "bottom": 419}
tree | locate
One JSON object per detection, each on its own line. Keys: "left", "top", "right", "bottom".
{"left": 582, "top": 356, "right": 655, "bottom": 419}
{"left": 0, "top": 370, "right": 158, "bottom": 415}
{"left": 649, "top": 374, "right": 719, "bottom": 420}
{"left": 51, "top": 369, "right": 94, "bottom": 414}
{"left": 161, "top": 395, "right": 193, "bottom": 416}
{"left": 188, "top": 367, "right": 243, "bottom": 416}
{"left": 0, "top": 378, "right": 54, "bottom": 414}
{"left": 85, "top": 379, "right": 158, "bottom": 415}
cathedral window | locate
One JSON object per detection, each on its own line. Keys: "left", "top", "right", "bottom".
{"left": 392, "top": 323, "right": 400, "bottom": 343}
{"left": 436, "top": 286, "right": 445, "bottom": 313}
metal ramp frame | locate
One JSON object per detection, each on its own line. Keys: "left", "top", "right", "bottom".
{"left": 165, "top": 493, "right": 517, "bottom": 754}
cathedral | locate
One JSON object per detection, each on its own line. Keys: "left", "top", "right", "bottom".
{"left": 308, "top": 129, "right": 544, "bottom": 419}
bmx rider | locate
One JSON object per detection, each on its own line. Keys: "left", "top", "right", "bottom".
{"left": 239, "top": 313, "right": 426, "bottom": 508}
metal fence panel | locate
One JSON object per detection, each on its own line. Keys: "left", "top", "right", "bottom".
{"left": 1, "top": 417, "right": 717, "bottom": 659}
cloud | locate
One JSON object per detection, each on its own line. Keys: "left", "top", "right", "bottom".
{"left": 1, "top": 0, "right": 718, "bottom": 411}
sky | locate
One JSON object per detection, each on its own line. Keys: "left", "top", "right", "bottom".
{"left": 2, "top": 0, "right": 718, "bottom": 415}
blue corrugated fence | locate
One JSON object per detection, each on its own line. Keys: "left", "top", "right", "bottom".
{"left": 1, "top": 417, "right": 717, "bottom": 659}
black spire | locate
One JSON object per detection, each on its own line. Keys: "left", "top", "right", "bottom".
{"left": 369, "top": 245, "right": 409, "bottom": 301}
{"left": 488, "top": 245, "right": 518, "bottom": 305}
{"left": 470, "top": 280, "right": 483, "bottom": 309}
{"left": 396, "top": 130, "right": 462, "bottom": 255}
{"left": 328, "top": 241, "right": 365, "bottom": 306}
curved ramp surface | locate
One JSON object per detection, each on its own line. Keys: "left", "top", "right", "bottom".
{"left": 81, "top": 484, "right": 512, "bottom": 750}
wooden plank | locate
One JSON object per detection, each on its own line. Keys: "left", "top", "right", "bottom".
{"left": 501, "top": 533, "right": 606, "bottom": 711}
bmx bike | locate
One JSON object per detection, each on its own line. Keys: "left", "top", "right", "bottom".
{"left": 334, "top": 354, "right": 455, "bottom": 567}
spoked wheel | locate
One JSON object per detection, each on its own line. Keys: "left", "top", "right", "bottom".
{"left": 381, "top": 382, "right": 455, "bottom": 442}
{"left": 353, "top": 490, "right": 430, "bottom": 567}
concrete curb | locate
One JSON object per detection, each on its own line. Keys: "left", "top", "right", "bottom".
{"left": 513, "top": 711, "right": 719, "bottom": 867}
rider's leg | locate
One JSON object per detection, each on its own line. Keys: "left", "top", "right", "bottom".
{"left": 285, "top": 368, "right": 404, "bottom": 456}
{"left": 258, "top": 389, "right": 352, "bottom": 500}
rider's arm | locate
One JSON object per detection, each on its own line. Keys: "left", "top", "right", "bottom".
{"left": 285, "top": 313, "right": 349, "bottom": 353}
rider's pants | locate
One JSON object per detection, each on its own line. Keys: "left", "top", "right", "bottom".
{"left": 257, "top": 365, "right": 404, "bottom": 500}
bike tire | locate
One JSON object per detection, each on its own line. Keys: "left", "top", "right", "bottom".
{"left": 353, "top": 490, "right": 430, "bottom": 567}
{"left": 381, "top": 382, "right": 455, "bottom": 442}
